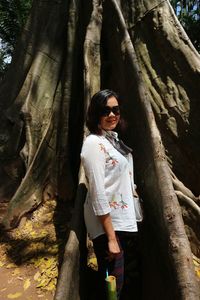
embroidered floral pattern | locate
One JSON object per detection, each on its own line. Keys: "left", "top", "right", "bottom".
{"left": 99, "top": 143, "right": 106, "bottom": 153}
{"left": 111, "top": 159, "right": 118, "bottom": 166}
{"left": 109, "top": 200, "right": 120, "bottom": 209}
{"left": 119, "top": 199, "right": 128, "bottom": 209}
{"left": 119, "top": 194, "right": 128, "bottom": 209}
{"left": 99, "top": 143, "right": 128, "bottom": 209}
{"left": 99, "top": 143, "right": 118, "bottom": 166}
{"left": 109, "top": 194, "right": 128, "bottom": 209}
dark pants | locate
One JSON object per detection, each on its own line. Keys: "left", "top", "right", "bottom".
{"left": 93, "top": 231, "right": 142, "bottom": 300}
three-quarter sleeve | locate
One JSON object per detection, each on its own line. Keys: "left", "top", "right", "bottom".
{"left": 81, "top": 136, "right": 111, "bottom": 216}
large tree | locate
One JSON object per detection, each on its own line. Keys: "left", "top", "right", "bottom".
{"left": 0, "top": 0, "right": 199, "bottom": 299}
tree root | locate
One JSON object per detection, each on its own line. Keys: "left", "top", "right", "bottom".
{"left": 169, "top": 169, "right": 200, "bottom": 216}
{"left": 170, "top": 169, "right": 200, "bottom": 203}
{"left": 175, "top": 190, "right": 200, "bottom": 217}
{"left": 54, "top": 183, "right": 87, "bottom": 300}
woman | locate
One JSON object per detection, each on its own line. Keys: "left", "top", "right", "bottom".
{"left": 81, "top": 89, "right": 142, "bottom": 300}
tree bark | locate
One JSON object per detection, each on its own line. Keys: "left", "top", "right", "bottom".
{"left": 0, "top": 0, "right": 199, "bottom": 299}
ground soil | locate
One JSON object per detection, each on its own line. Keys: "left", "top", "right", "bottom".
{"left": 0, "top": 207, "right": 55, "bottom": 300}
{"left": 0, "top": 262, "right": 53, "bottom": 300}
{"left": 0, "top": 191, "right": 69, "bottom": 300}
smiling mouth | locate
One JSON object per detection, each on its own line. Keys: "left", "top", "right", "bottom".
{"left": 107, "top": 120, "right": 116, "bottom": 124}
{"left": 107, "top": 118, "right": 117, "bottom": 122}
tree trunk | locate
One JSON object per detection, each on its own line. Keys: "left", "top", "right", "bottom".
{"left": 0, "top": 0, "right": 199, "bottom": 299}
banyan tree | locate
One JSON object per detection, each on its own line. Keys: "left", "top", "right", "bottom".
{"left": 0, "top": 0, "right": 199, "bottom": 299}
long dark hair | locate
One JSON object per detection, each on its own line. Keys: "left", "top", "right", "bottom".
{"left": 86, "top": 89, "right": 122, "bottom": 134}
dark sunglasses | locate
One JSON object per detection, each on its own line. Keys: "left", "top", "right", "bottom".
{"left": 100, "top": 105, "right": 120, "bottom": 117}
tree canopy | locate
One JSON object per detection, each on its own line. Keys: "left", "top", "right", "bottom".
{"left": 0, "top": 0, "right": 32, "bottom": 76}
{"left": 170, "top": 0, "right": 200, "bottom": 51}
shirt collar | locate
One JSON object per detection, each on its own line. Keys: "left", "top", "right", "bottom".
{"left": 101, "top": 129, "right": 119, "bottom": 141}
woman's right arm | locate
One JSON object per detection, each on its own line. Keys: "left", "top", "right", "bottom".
{"left": 99, "top": 213, "right": 120, "bottom": 256}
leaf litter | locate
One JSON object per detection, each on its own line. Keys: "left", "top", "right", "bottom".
{"left": 0, "top": 197, "right": 70, "bottom": 299}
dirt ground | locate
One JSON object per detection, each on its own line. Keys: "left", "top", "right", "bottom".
{"left": 0, "top": 223, "right": 58, "bottom": 300}
{"left": 0, "top": 262, "right": 53, "bottom": 299}
{"left": 0, "top": 195, "right": 70, "bottom": 300}
{"left": 0, "top": 216, "right": 56, "bottom": 299}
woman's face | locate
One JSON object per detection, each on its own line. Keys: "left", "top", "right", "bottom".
{"left": 99, "top": 96, "right": 120, "bottom": 131}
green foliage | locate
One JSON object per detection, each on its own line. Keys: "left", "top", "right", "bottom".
{"left": 0, "top": 0, "right": 32, "bottom": 76}
{"left": 170, "top": 0, "right": 200, "bottom": 51}
{"left": 0, "top": 47, "right": 9, "bottom": 78}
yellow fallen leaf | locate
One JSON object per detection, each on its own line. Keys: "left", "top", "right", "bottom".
{"left": 30, "top": 230, "right": 37, "bottom": 237}
{"left": 196, "top": 269, "right": 200, "bottom": 278}
{"left": 14, "top": 230, "right": 21, "bottom": 238}
{"left": 12, "top": 269, "right": 20, "bottom": 276}
{"left": 193, "top": 259, "right": 200, "bottom": 267}
{"left": 45, "top": 267, "right": 58, "bottom": 278}
{"left": 23, "top": 278, "right": 31, "bottom": 290}
{"left": 0, "top": 261, "right": 5, "bottom": 267}
{"left": 17, "top": 276, "right": 23, "bottom": 281}
{"left": 24, "top": 222, "right": 33, "bottom": 231}
{"left": 34, "top": 271, "right": 41, "bottom": 281}
{"left": 36, "top": 276, "right": 51, "bottom": 288}
{"left": 40, "top": 230, "right": 48, "bottom": 236}
{"left": 45, "top": 279, "right": 56, "bottom": 291}
{"left": 6, "top": 263, "right": 16, "bottom": 269}
{"left": 193, "top": 254, "right": 200, "bottom": 263}
{"left": 7, "top": 292, "right": 22, "bottom": 299}
{"left": 43, "top": 257, "right": 55, "bottom": 268}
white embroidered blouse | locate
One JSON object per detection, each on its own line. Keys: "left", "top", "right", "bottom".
{"left": 81, "top": 130, "right": 138, "bottom": 240}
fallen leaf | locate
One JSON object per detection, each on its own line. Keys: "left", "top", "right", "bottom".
{"left": 45, "top": 278, "right": 57, "bottom": 291}
{"left": 196, "top": 269, "right": 200, "bottom": 278}
{"left": 30, "top": 230, "right": 37, "bottom": 237}
{"left": 7, "top": 292, "right": 22, "bottom": 299}
{"left": 34, "top": 271, "right": 41, "bottom": 281}
{"left": 6, "top": 263, "right": 16, "bottom": 269}
{"left": 36, "top": 277, "right": 51, "bottom": 288}
{"left": 17, "top": 276, "right": 23, "bottom": 281}
{"left": 23, "top": 278, "right": 31, "bottom": 290}
{"left": 193, "top": 259, "right": 200, "bottom": 267}
{"left": 0, "top": 261, "right": 5, "bottom": 267}
{"left": 12, "top": 268, "right": 20, "bottom": 276}
{"left": 40, "top": 230, "right": 48, "bottom": 236}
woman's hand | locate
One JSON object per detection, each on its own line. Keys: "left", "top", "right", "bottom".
{"left": 108, "top": 238, "right": 120, "bottom": 254}
{"left": 98, "top": 213, "right": 121, "bottom": 260}
{"left": 106, "top": 238, "right": 121, "bottom": 261}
